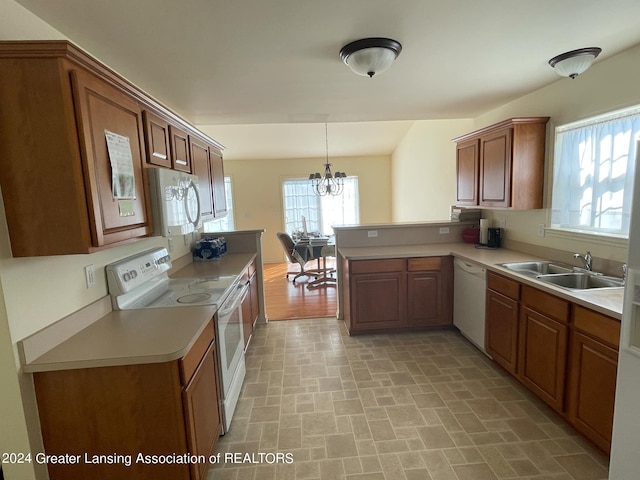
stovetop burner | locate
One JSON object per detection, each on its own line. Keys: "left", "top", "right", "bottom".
{"left": 177, "top": 292, "right": 212, "bottom": 304}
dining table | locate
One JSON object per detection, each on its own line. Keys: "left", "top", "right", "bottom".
{"left": 294, "top": 238, "right": 336, "bottom": 288}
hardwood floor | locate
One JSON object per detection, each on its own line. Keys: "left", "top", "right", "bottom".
{"left": 264, "top": 261, "right": 337, "bottom": 321}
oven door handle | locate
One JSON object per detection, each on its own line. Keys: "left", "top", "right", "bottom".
{"left": 218, "top": 283, "right": 248, "bottom": 316}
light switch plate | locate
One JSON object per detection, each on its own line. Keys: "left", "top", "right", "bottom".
{"left": 84, "top": 264, "right": 95, "bottom": 288}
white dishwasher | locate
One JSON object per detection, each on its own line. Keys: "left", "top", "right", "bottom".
{"left": 453, "top": 258, "right": 489, "bottom": 355}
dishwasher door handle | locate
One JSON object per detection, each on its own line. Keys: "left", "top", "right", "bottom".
{"left": 455, "top": 258, "right": 486, "bottom": 276}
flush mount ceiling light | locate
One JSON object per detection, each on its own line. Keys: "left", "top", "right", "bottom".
{"left": 339, "top": 37, "right": 402, "bottom": 78}
{"left": 548, "top": 47, "right": 602, "bottom": 79}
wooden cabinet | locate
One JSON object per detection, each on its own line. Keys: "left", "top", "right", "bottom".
{"left": 169, "top": 124, "right": 192, "bottom": 172}
{"left": 72, "top": 69, "right": 153, "bottom": 248}
{"left": 142, "top": 110, "right": 172, "bottom": 168}
{"left": 0, "top": 48, "right": 153, "bottom": 256}
{"left": 209, "top": 147, "right": 227, "bottom": 218}
{"left": 518, "top": 286, "right": 570, "bottom": 413}
{"left": 33, "top": 321, "right": 220, "bottom": 480}
{"left": 479, "top": 127, "right": 512, "bottom": 207}
{"left": 344, "top": 256, "right": 452, "bottom": 334}
{"left": 456, "top": 139, "right": 480, "bottom": 206}
{"left": 453, "top": 117, "right": 549, "bottom": 210}
{"left": 190, "top": 136, "right": 215, "bottom": 219}
{"left": 485, "top": 272, "right": 621, "bottom": 452}
{"left": 240, "top": 259, "right": 260, "bottom": 350}
{"left": 485, "top": 272, "right": 520, "bottom": 375}
{"left": 407, "top": 257, "right": 453, "bottom": 327}
{"left": 182, "top": 342, "right": 221, "bottom": 480}
{"left": 0, "top": 40, "right": 226, "bottom": 257}
{"left": 569, "top": 306, "right": 620, "bottom": 453}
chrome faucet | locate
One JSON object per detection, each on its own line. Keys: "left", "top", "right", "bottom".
{"left": 573, "top": 251, "right": 593, "bottom": 271}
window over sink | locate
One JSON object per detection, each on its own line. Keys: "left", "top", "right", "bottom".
{"left": 550, "top": 105, "right": 640, "bottom": 239}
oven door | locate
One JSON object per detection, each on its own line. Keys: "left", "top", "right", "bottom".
{"left": 215, "top": 282, "right": 247, "bottom": 431}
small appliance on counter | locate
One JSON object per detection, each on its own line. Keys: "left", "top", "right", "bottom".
{"left": 193, "top": 236, "right": 227, "bottom": 261}
{"left": 487, "top": 227, "right": 501, "bottom": 248}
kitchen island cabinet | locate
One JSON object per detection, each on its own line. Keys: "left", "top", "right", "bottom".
{"left": 343, "top": 256, "right": 452, "bottom": 334}
{"left": 32, "top": 319, "right": 221, "bottom": 480}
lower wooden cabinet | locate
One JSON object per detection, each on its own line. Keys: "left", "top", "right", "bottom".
{"left": 344, "top": 256, "right": 452, "bottom": 334}
{"left": 518, "top": 286, "right": 569, "bottom": 413}
{"left": 33, "top": 321, "right": 221, "bottom": 480}
{"left": 485, "top": 272, "right": 520, "bottom": 375}
{"left": 569, "top": 306, "right": 620, "bottom": 453}
{"left": 485, "top": 272, "right": 620, "bottom": 453}
{"left": 241, "top": 259, "right": 260, "bottom": 350}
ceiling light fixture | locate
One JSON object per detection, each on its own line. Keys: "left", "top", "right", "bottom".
{"left": 339, "top": 37, "right": 402, "bottom": 78}
{"left": 548, "top": 47, "right": 602, "bottom": 79}
{"left": 309, "top": 124, "right": 346, "bottom": 196}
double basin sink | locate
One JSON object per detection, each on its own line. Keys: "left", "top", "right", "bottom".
{"left": 500, "top": 261, "right": 624, "bottom": 291}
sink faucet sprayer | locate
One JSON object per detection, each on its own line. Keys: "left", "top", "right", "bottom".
{"left": 573, "top": 251, "right": 592, "bottom": 271}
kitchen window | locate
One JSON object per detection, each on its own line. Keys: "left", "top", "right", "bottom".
{"left": 282, "top": 177, "right": 359, "bottom": 236}
{"left": 550, "top": 106, "right": 640, "bottom": 238}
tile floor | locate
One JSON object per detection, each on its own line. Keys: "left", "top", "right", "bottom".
{"left": 207, "top": 318, "right": 609, "bottom": 480}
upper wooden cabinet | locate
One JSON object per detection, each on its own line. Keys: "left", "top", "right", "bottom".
{"left": 0, "top": 44, "right": 153, "bottom": 256}
{"left": 455, "top": 139, "right": 480, "bottom": 206}
{"left": 0, "top": 40, "right": 224, "bottom": 256}
{"left": 170, "top": 125, "right": 192, "bottom": 173}
{"left": 209, "top": 147, "right": 227, "bottom": 218}
{"left": 190, "top": 137, "right": 227, "bottom": 222}
{"left": 453, "top": 117, "right": 549, "bottom": 210}
{"left": 142, "top": 110, "right": 172, "bottom": 169}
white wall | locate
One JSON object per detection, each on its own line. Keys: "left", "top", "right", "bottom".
{"left": 391, "top": 119, "right": 473, "bottom": 222}
{"left": 212, "top": 154, "right": 392, "bottom": 263}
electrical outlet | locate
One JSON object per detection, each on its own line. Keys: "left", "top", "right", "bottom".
{"left": 167, "top": 238, "right": 174, "bottom": 252}
{"left": 84, "top": 264, "right": 95, "bottom": 288}
{"left": 537, "top": 224, "right": 546, "bottom": 237}
{"left": 439, "top": 227, "right": 450, "bottom": 234}
{"left": 367, "top": 230, "right": 378, "bottom": 238}
{"left": 500, "top": 219, "right": 507, "bottom": 229}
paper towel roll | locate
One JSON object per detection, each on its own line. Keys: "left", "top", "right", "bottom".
{"left": 479, "top": 219, "right": 489, "bottom": 245}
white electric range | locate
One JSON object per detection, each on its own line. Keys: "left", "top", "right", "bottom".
{"left": 106, "top": 247, "right": 247, "bottom": 433}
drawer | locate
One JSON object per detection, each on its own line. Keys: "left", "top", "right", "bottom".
{"left": 350, "top": 258, "right": 405, "bottom": 274}
{"left": 487, "top": 271, "right": 520, "bottom": 300}
{"left": 180, "top": 319, "right": 214, "bottom": 386}
{"left": 408, "top": 257, "right": 442, "bottom": 271}
{"left": 522, "top": 285, "right": 570, "bottom": 323}
{"left": 573, "top": 305, "right": 621, "bottom": 349}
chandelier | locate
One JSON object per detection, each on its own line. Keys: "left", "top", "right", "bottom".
{"left": 309, "top": 124, "right": 346, "bottom": 196}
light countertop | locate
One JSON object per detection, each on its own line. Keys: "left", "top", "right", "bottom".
{"left": 339, "top": 243, "right": 623, "bottom": 319}
{"left": 21, "top": 252, "right": 256, "bottom": 373}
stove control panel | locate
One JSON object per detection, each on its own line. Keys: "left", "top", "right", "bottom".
{"left": 106, "top": 248, "right": 172, "bottom": 295}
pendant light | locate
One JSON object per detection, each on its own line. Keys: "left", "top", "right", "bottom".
{"left": 309, "top": 124, "right": 346, "bottom": 196}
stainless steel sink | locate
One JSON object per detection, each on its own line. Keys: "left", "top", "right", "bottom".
{"left": 499, "top": 261, "right": 574, "bottom": 276}
{"left": 535, "top": 273, "right": 624, "bottom": 290}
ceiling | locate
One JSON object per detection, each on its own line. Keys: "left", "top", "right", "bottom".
{"left": 14, "top": 0, "right": 640, "bottom": 159}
